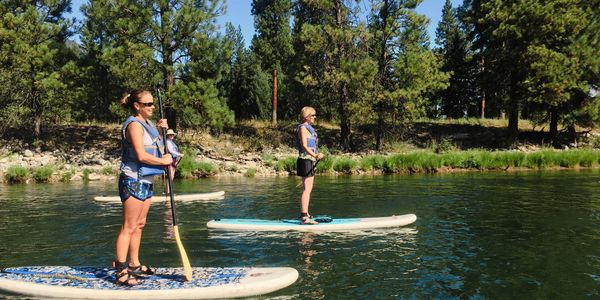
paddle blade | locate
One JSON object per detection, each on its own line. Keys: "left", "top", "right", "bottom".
{"left": 173, "top": 225, "right": 193, "bottom": 281}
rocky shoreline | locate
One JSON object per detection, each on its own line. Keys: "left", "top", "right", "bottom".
{"left": 0, "top": 144, "right": 301, "bottom": 183}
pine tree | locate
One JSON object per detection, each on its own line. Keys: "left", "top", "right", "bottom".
{"left": 294, "top": 0, "right": 377, "bottom": 151}
{"left": 369, "top": 0, "right": 449, "bottom": 150}
{"left": 251, "top": 0, "right": 294, "bottom": 122}
{"left": 81, "top": 0, "right": 233, "bottom": 131}
{"left": 0, "top": 0, "right": 76, "bottom": 137}
{"left": 435, "top": 0, "right": 477, "bottom": 119}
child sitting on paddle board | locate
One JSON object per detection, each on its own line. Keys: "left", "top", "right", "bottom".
{"left": 115, "top": 90, "right": 173, "bottom": 286}
{"left": 296, "top": 106, "right": 325, "bottom": 225}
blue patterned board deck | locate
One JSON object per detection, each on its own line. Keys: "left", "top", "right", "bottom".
{"left": 207, "top": 214, "right": 418, "bottom": 232}
{"left": 0, "top": 266, "right": 299, "bottom": 299}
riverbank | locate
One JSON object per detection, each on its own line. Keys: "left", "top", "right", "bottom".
{"left": 1, "top": 120, "right": 599, "bottom": 184}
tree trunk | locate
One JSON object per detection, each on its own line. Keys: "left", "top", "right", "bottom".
{"left": 375, "top": 0, "right": 389, "bottom": 151}
{"left": 160, "top": 1, "right": 177, "bottom": 131}
{"left": 272, "top": 66, "right": 277, "bottom": 124}
{"left": 480, "top": 56, "right": 485, "bottom": 119}
{"left": 339, "top": 83, "right": 351, "bottom": 151}
{"left": 549, "top": 108, "right": 558, "bottom": 141}
{"left": 507, "top": 71, "right": 520, "bottom": 141}
{"left": 335, "top": 0, "right": 351, "bottom": 151}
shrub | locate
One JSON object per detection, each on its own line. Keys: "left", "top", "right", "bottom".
{"left": 177, "top": 156, "right": 217, "bottom": 178}
{"left": 332, "top": 157, "right": 358, "bottom": 173}
{"left": 101, "top": 166, "right": 114, "bottom": 175}
{"left": 274, "top": 156, "right": 296, "bottom": 173}
{"left": 33, "top": 166, "right": 54, "bottom": 183}
{"left": 5, "top": 166, "right": 29, "bottom": 184}
{"left": 61, "top": 170, "right": 74, "bottom": 182}
{"left": 245, "top": 168, "right": 256, "bottom": 177}
{"left": 82, "top": 169, "right": 90, "bottom": 181}
{"left": 360, "top": 155, "right": 386, "bottom": 171}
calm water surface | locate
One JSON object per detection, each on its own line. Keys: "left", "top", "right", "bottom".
{"left": 0, "top": 170, "right": 599, "bottom": 299}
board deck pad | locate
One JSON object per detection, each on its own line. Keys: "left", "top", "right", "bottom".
{"left": 0, "top": 266, "right": 298, "bottom": 299}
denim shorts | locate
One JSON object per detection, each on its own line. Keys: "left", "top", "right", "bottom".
{"left": 118, "top": 174, "right": 154, "bottom": 202}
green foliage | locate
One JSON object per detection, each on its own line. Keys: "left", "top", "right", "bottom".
{"left": 430, "top": 137, "right": 455, "bottom": 153}
{"left": 101, "top": 166, "right": 113, "bottom": 175}
{"left": 0, "top": 1, "right": 76, "bottom": 137}
{"left": 81, "top": 0, "right": 233, "bottom": 131}
{"left": 176, "top": 156, "right": 217, "bottom": 178}
{"left": 274, "top": 156, "right": 296, "bottom": 172}
{"left": 332, "top": 157, "right": 358, "bottom": 173}
{"left": 262, "top": 152, "right": 276, "bottom": 167}
{"left": 61, "top": 169, "right": 74, "bottom": 183}
{"left": 360, "top": 155, "right": 386, "bottom": 171}
{"left": 33, "top": 166, "right": 54, "bottom": 183}
{"left": 434, "top": 0, "right": 478, "bottom": 118}
{"left": 5, "top": 166, "right": 29, "bottom": 184}
{"left": 82, "top": 169, "right": 90, "bottom": 182}
{"left": 294, "top": 0, "right": 377, "bottom": 150}
{"left": 245, "top": 168, "right": 257, "bottom": 178}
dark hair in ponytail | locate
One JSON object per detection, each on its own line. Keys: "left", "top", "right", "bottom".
{"left": 119, "top": 90, "right": 151, "bottom": 111}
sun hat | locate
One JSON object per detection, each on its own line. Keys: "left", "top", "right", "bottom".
{"left": 166, "top": 129, "right": 176, "bottom": 136}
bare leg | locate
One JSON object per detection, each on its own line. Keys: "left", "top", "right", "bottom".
{"left": 115, "top": 197, "right": 146, "bottom": 262}
{"left": 301, "top": 176, "right": 314, "bottom": 214}
{"left": 127, "top": 197, "right": 152, "bottom": 267}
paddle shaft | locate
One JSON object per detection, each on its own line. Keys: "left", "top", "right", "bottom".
{"left": 157, "top": 89, "right": 193, "bottom": 281}
{"left": 157, "top": 90, "right": 178, "bottom": 225}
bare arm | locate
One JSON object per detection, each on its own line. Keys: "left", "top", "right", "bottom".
{"left": 126, "top": 122, "right": 172, "bottom": 165}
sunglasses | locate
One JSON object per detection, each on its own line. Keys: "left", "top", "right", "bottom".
{"left": 137, "top": 102, "right": 155, "bottom": 107}
{"left": 310, "top": 114, "right": 317, "bottom": 117}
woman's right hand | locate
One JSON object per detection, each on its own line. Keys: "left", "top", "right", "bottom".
{"left": 161, "top": 154, "right": 173, "bottom": 165}
{"left": 316, "top": 153, "right": 325, "bottom": 160}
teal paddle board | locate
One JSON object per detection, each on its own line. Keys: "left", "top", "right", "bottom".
{"left": 207, "top": 214, "right": 417, "bottom": 231}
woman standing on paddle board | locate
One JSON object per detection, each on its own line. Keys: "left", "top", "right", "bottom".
{"left": 296, "top": 107, "right": 325, "bottom": 225}
{"left": 115, "top": 90, "right": 172, "bottom": 285}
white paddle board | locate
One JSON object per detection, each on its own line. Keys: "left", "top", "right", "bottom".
{"left": 0, "top": 266, "right": 297, "bottom": 299}
{"left": 93, "top": 191, "right": 225, "bottom": 202}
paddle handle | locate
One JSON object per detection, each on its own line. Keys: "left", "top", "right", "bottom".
{"left": 157, "top": 89, "right": 177, "bottom": 225}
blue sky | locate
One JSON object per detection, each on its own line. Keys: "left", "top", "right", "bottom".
{"left": 67, "top": 0, "right": 463, "bottom": 46}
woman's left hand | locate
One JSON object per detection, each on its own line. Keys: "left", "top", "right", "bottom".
{"left": 157, "top": 119, "right": 168, "bottom": 129}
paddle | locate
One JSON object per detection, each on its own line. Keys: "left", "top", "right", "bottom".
{"left": 295, "top": 159, "right": 321, "bottom": 188}
{"left": 157, "top": 89, "right": 193, "bottom": 281}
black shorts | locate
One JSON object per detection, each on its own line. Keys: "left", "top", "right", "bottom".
{"left": 297, "top": 158, "right": 315, "bottom": 177}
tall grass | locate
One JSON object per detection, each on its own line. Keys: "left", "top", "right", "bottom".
{"left": 33, "top": 166, "right": 54, "bottom": 183}
{"left": 177, "top": 156, "right": 217, "bottom": 178}
{"left": 332, "top": 157, "right": 358, "bottom": 173}
{"left": 274, "top": 156, "right": 296, "bottom": 173}
{"left": 298, "top": 149, "right": 600, "bottom": 174}
{"left": 5, "top": 166, "right": 29, "bottom": 184}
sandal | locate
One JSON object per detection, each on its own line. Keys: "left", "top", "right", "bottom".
{"left": 129, "top": 264, "right": 155, "bottom": 277}
{"left": 113, "top": 261, "right": 139, "bottom": 286}
{"left": 301, "top": 216, "right": 319, "bottom": 225}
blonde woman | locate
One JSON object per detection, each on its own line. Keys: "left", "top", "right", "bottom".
{"left": 114, "top": 90, "right": 172, "bottom": 286}
{"left": 296, "top": 106, "right": 325, "bottom": 225}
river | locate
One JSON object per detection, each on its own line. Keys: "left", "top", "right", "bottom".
{"left": 1, "top": 170, "right": 598, "bottom": 299}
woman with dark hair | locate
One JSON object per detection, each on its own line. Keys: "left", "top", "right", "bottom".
{"left": 296, "top": 106, "right": 325, "bottom": 225}
{"left": 113, "top": 90, "right": 172, "bottom": 286}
